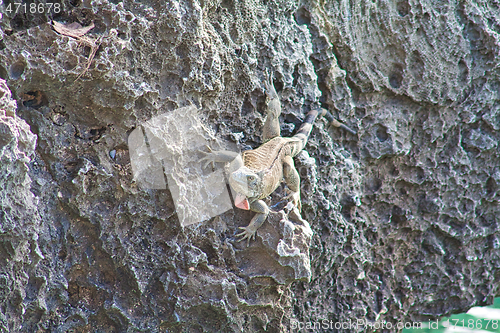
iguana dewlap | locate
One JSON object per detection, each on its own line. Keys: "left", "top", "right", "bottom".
{"left": 200, "top": 72, "right": 356, "bottom": 246}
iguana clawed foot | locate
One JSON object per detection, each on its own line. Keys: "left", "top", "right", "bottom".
{"left": 199, "top": 149, "right": 215, "bottom": 169}
{"left": 236, "top": 201, "right": 268, "bottom": 247}
{"left": 285, "top": 191, "right": 302, "bottom": 212}
{"left": 236, "top": 226, "right": 257, "bottom": 247}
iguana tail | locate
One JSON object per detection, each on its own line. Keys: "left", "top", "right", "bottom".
{"left": 291, "top": 108, "right": 356, "bottom": 156}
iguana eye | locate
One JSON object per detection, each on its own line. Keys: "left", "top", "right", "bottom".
{"left": 247, "top": 175, "right": 256, "bottom": 182}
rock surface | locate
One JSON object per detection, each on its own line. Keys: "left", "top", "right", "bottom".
{"left": 0, "top": 0, "right": 499, "bottom": 332}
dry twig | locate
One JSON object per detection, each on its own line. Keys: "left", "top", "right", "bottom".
{"left": 51, "top": 21, "right": 101, "bottom": 81}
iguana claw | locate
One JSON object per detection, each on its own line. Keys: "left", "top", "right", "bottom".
{"left": 285, "top": 191, "right": 302, "bottom": 212}
{"left": 236, "top": 226, "right": 257, "bottom": 247}
{"left": 199, "top": 151, "right": 216, "bottom": 169}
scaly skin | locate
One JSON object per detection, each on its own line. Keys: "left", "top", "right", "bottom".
{"left": 200, "top": 71, "right": 356, "bottom": 246}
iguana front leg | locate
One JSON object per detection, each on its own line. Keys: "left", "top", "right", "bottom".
{"left": 199, "top": 149, "right": 243, "bottom": 172}
{"left": 236, "top": 199, "right": 270, "bottom": 247}
{"left": 200, "top": 148, "right": 252, "bottom": 208}
{"left": 283, "top": 155, "right": 301, "bottom": 211}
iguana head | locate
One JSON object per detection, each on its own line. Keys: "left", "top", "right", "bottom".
{"left": 229, "top": 166, "right": 263, "bottom": 210}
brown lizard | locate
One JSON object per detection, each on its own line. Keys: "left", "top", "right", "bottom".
{"left": 201, "top": 72, "right": 356, "bottom": 246}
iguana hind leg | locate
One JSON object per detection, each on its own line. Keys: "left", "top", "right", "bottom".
{"left": 283, "top": 155, "right": 301, "bottom": 212}
{"left": 262, "top": 71, "right": 281, "bottom": 142}
{"left": 236, "top": 199, "right": 270, "bottom": 247}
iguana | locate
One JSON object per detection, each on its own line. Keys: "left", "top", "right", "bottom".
{"left": 201, "top": 72, "right": 356, "bottom": 246}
